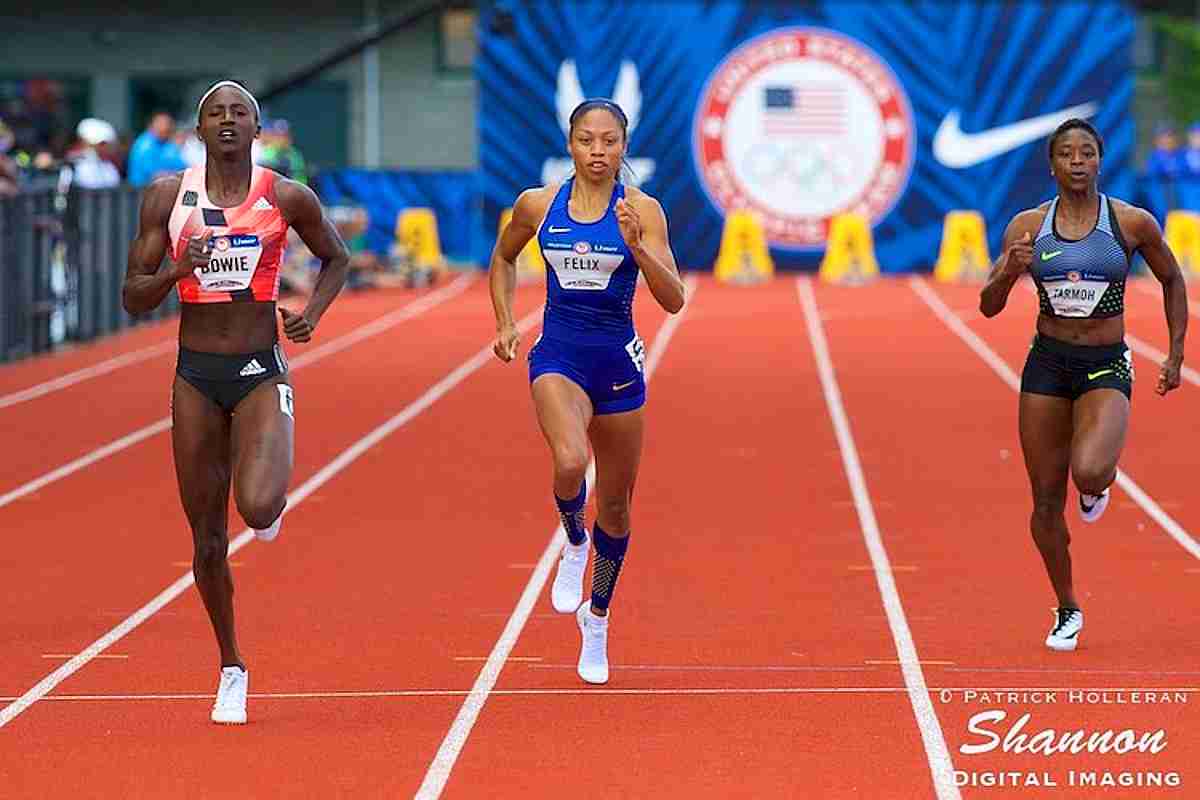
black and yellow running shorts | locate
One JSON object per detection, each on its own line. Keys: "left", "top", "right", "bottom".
{"left": 1020, "top": 333, "right": 1132, "bottom": 401}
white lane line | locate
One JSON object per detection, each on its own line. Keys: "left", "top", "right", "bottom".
{"left": 415, "top": 274, "right": 699, "bottom": 800}
{"left": 0, "top": 418, "right": 174, "bottom": 509}
{"left": 40, "top": 654, "right": 129, "bottom": 660}
{"left": 526, "top": 663, "right": 877, "bottom": 672}
{"left": 1125, "top": 334, "right": 1200, "bottom": 386}
{"left": 0, "top": 302, "right": 540, "bottom": 730}
{"left": 0, "top": 275, "right": 475, "bottom": 511}
{"left": 912, "top": 276, "right": 1200, "bottom": 562}
{"left": 945, "top": 665, "right": 1200, "bottom": 675}
{"left": 0, "top": 341, "right": 177, "bottom": 410}
{"left": 1131, "top": 276, "right": 1200, "bottom": 319}
{"left": 287, "top": 273, "right": 474, "bottom": 370}
{"left": 797, "top": 277, "right": 961, "bottom": 800}
{"left": 4, "top": 685, "right": 1195, "bottom": 703}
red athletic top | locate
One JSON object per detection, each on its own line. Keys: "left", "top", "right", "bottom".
{"left": 168, "top": 165, "right": 288, "bottom": 303}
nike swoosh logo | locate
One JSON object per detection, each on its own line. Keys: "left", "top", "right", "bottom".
{"left": 933, "top": 102, "right": 1099, "bottom": 169}
{"left": 1041, "top": 250, "right": 1063, "bottom": 261}
{"left": 548, "top": 226, "right": 571, "bottom": 233}
{"left": 1087, "top": 369, "right": 1113, "bottom": 381}
{"left": 612, "top": 380, "right": 637, "bottom": 391}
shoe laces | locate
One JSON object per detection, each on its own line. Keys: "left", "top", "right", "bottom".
{"left": 1052, "top": 607, "right": 1080, "bottom": 634}
{"left": 583, "top": 611, "right": 609, "bottom": 633}
{"left": 219, "top": 668, "right": 244, "bottom": 691}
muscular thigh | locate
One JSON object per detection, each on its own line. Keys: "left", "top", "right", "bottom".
{"left": 172, "top": 375, "right": 233, "bottom": 524}
{"left": 532, "top": 373, "right": 593, "bottom": 455}
{"left": 588, "top": 408, "right": 643, "bottom": 505}
{"left": 1019, "top": 392, "right": 1073, "bottom": 499}
{"left": 1071, "top": 388, "right": 1129, "bottom": 472}
{"left": 231, "top": 377, "right": 294, "bottom": 496}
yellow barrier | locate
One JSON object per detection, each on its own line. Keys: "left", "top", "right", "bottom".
{"left": 934, "top": 210, "right": 991, "bottom": 283}
{"left": 1164, "top": 210, "right": 1200, "bottom": 277}
{"left": 819, "top": 213, "right": 879, "bottom": 283}
{"left": 714, "top": 209, "right": 773, "bottom": 284}
{"left": 499, "top": 207, "right": 546, "bottom": 278}
{"left": 395, "top": 208, "right": 445, "bottom": 271}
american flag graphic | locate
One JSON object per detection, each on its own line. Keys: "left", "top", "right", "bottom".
{"left": 762, "top": 84, "right": 848, "bottom": 136}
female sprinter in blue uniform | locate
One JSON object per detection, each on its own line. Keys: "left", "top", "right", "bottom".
{"left": 489, "top": 98, "right": 685, "bottom": 684}
{"left": 980, "top": 119, "right": 1186, "bottom": 652}
{"left": 124, "top": 80, "right": 348, "bottom": 723}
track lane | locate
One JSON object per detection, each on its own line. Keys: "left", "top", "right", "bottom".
{"left": 441, "top": 277, "right": 937, "bottom": 799}
{"left": 0, "top": 285, "right": 662, "bottom": 797}
{"left": 0, "top": 279, "right": 526, "bottom": 696}
{"left": 895, "top": 278, "right": 1199, "bottom": 797}
{"left": 0, "top": 279, "right": 473, "bottom": 494}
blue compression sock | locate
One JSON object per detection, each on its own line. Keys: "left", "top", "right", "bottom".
{"left": 555, "top": 483, "right": 587, "bottom": 546}
{"left": 590, "top": 522, "right": 629, "bottom": 612}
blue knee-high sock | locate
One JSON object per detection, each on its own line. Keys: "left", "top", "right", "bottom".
{"left": 590, "top": 522, "right": 629, "bottom": 612}
{"left": 555, "top": 483, "right": 587, "bottom": 546}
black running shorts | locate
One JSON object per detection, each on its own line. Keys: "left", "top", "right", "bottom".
{"left": 1020, "top": 333, "right": 1132, "bottom": 401}
{"left": 176, "top": 344, "right": 289, "bottom": 413}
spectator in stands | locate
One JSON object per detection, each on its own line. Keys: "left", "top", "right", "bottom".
{"left": 1145, "top": 123, "right": 1181, "bottom": 180}
{"left": 0, "top": 120, "right": 21, "bottom": 197}
{"left": 65, "top": 118, "right": 121, "bottom": 189}
{"left": 128, "top": 111, "right": 187, "bottom": 187}
{"left": 257, "top": 119, "right": 308, "bottom": 185}
{"left": 1183, "top": 122, "right": 1200, "bottom": 177}
{"left": 334, "top": 206, "right": 410, "bottom": 289}
{"left": 176, "top": 120, "right": 205, "bottom": 167}
{"left": 279, "top": 205, "right": 409, "bottom": 294}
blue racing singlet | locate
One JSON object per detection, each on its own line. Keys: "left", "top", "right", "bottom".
{"left": 537, "top": 178, "right": 639, "bottom": 345}
{"left": 1031, "top": 194, "right": 1131, "bottom": 319}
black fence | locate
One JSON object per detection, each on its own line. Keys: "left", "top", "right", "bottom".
{"left": 0, "top": 185, "right": 179, "bottom": 364}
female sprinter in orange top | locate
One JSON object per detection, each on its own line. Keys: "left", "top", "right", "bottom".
{"left": 489, "top": 98, "right": 685, "bottom": 684}
{"left": 123, "top": 80, "right": 348, "bottom": 723}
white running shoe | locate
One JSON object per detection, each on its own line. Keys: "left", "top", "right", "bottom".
{"left": 551, "top": 533, "right": 589, "bottom": 613}
{"left": 1045, "top": 607, "right": 1083, "bottom": 652}
{"left": 1079, "top": 490, "right": 1109, "bottom": 524}
{"left": 211, "top": 666, "right": 248, "bottom": 724}
{"left": 576, "top": 603, "right": 610, "bottom": 684}
{"left": 253, "top": 515, "right": 282, "bottom": 542}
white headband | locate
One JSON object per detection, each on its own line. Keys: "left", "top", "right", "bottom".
{"left": 197, "top": 81, "right": 260, "bottom": 120}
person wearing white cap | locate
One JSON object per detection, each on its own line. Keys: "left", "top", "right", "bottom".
{"left": 67, "top": 117, "right": 121, "bottom": 189}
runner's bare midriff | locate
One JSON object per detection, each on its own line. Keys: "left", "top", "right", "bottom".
{"left": 179, "top": 303, "right": 278, "bottom": 353}
{"left": 1036, "top": 313, "right": 1123, "bottom": 347}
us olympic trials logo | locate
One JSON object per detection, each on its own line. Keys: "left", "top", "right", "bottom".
{"left": 543, "top": 60, "right": 655, "bottom": 188}
{"left": 693, "top": 27, "right": 915, "bottom": 249}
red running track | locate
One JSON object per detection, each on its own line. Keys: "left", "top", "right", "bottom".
{"left": 1, "top": 274, "right": 1197, "bottom": 798}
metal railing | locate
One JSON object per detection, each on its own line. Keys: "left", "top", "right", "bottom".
{"left": 0, "top": 185, "right": 178, "bottom": 364}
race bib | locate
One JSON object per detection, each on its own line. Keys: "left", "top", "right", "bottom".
{"left": 543, "top": 241, "right": 624, "bottom": 291}
{"left": 195, "top": 234, "right": 263, "bottom": 292}
{"left": 1042, "top": 273, "right": 1108, "bottom": 318}
{"left": 625, "top": 335, "right": 646, "bottom": 373}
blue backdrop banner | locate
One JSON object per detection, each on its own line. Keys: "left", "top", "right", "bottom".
{"left": 476, "top": 0, "right": 1134, "bottom": 271}
{"left": 314, "top": 169, "right": 479, "bottom": 262}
